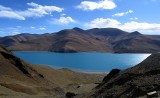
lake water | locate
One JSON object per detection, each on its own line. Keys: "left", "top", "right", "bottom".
{"left": 13, "top": 52, "right": 150, "bottom": 72}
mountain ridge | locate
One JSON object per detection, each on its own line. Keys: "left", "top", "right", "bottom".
{"left": 0, "top": 28, "right": 160, "bottom": 53}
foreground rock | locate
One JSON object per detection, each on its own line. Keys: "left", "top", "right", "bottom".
{"left": 91, "top": 53, "right": 160, "bottom": 98}
{"left": 0, "top": 45, "right": 105, "bottom": 98}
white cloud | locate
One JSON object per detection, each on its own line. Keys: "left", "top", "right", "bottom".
{"left": 11, "top": 31, "right": 21, "bottom": 35}
{"left": 18, "top": 2, "right": 63, "bottom": 17}
{"left": 0, "top": 5, "right": 11, "bottom": 10}
{"left": 51, "top": 16, "right": 76, "bottom": 25}
{"left": 0, "top": 26, "right": 48, "bottom": 36}
{"left": 0, "top": 2, "right": 64, "bottom": 20}
{"left": 85, "top": 18, "right": 121, "bottom": 28}
{"left": 112, "top": 10, "right": 133, "bottom": 17}
{"left": 60, "top": 13, "right": 66, "bottom": 16}
{"left": 76, "top": 0, "right": 116, "bottom": 11}
{"left": 30, "top": 26, "right": 46, "bottom": 30}
{"left": 120, "top": 21, "right": 160, "bottom": 33}
{"left": 39, "top": 27, "right": 46, "bottom": 30}
{"left": 0, "top": 5, "right": 25, "bottom": 20}
{"left": 30, "top": 26, "right": 35, "bottom": 29}
{"left": 0, "top": 26, "right": 23, "bottom": 36}
{"left": 130, "top": 17, "right": 138, "bottom": 20}
{"left": 0, "top": 10, "right": 25, "bottom": 20}
{"left": 85, "top": 18, "right": 160, "bottom": 34}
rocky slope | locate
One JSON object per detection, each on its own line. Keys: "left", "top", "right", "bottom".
{"left": 91, "top": 53, "right": 160, "bottom": 98}
{"left": 0, "top": 28, "right": 160, "bottom": 53}
{"left": 0, "top": 45, "right": 105, "bottom": 98}
{"left": 0, "top": 45, "right": 65, "bottom": 97}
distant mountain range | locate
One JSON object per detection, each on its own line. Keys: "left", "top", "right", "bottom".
{"left": 0, "top": 27, "right": 160, "bottom": 53}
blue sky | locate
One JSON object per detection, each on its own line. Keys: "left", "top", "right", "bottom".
{"left": 0, "top": 0, "right": 160, "bottom": 36}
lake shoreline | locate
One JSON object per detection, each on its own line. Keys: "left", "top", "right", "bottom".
{"left": 37, "top": 64, "right": 108, "bottom": 74}
{"left": 12, "top": 50, "right": 153, "bottom": 54}
{"left": 14, "top": 51, "right": 151, "bottom": 72}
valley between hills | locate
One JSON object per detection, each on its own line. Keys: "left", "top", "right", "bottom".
{"left": 0, "top": 45, "right": 106, "bottom": 98}
{"left": 0, "top": 28, "right": 160, "bottom": 98}
{"left": 1, "top": 44, "right": 160, "bottom": 98}
{"left": 0, "top": 0, "right": 160, "bottom": 97}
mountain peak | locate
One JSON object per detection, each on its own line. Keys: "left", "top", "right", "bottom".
{"left": 130, "top": 31, "right": 141, "bottom": 35}
{"left": 72, "top": 27, "right": 84, "bottom": 32}
{"left": 87, "top": 28, "right": 128, "bottom": 37}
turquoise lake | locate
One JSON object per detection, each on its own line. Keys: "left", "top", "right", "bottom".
{"left": 13, "top": 52, "right": 150, "bottom": 72}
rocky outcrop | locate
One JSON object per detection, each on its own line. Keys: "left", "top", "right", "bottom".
{"left": 92, "top": 53, "right": 160, "bottom": 98}
{"left": 66, "top": 92, "right": 77, "bottom": 98}
{"left": 96, "top": 69, "right": 121, "bottom": 89}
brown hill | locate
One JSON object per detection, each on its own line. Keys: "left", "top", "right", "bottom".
{"left": 0, "top": 45, "right": 64, "bottom": 97}
{"left": 91, "top": 53, "right": 160, "bottom": 98}
{"left": 49, "top": 28, "right": 113, "bottom": 52}
{"left": 0, "top": 45, "right": 105, "bottom": 98}
{"left": 0, "top": 28, "right": 160, "bottom": 53}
